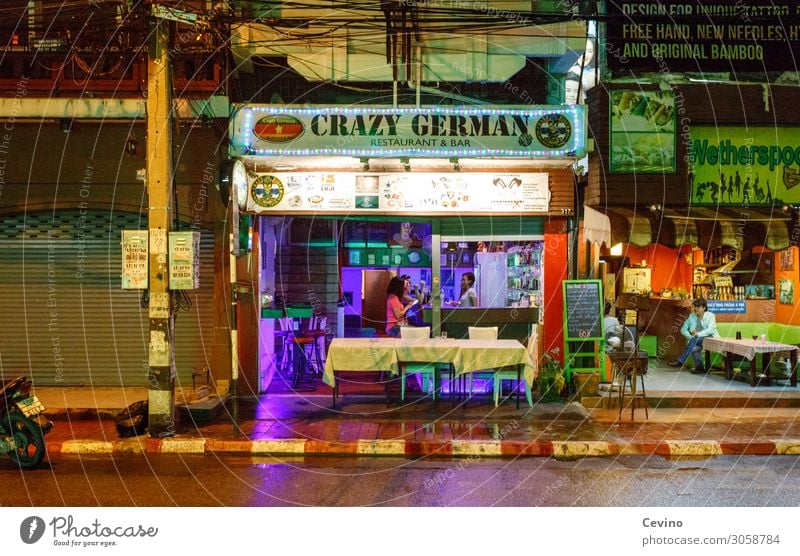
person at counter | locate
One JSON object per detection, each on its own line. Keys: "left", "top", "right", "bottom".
{"left": 447, "top": 272, "right": 478, "bottom": 308}
{"left": 386, "top": 276, "right": 417, "bottom": 336}
{"left": 668, "top": 298, "right": 719, "bottom": 374}
{"left": 401, "top": 274, "right": 424, "bottom": 326}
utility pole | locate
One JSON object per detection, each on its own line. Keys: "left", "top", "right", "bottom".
{"left": 146, "top": 13, "right": 176, "bottom": 438}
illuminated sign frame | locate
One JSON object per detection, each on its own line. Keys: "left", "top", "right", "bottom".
{"left": 229, "top": 105, "right": 586, "bottom": 159}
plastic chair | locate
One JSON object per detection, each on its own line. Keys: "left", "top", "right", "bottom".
{"left": 465, "top": 326, "right": 499, "bottom": 397}
{"left": 399, "top": 327, "right": 438, "bottom": 400}
{"left": 492, "top": 326, "right": 535, "bottom": 407}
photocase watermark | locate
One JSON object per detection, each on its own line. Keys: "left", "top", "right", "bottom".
{"left": 400, "top": 0, "right": 532, "bottom": 26}
{"left": 19, "top": 514, "right": 159, "bottom": 548}
{"left": 0, "top": 76, "right": 29, "bottom": 202}
{"left": 191, "top": 160, "right": 214, "bottom": 231}
{"left": 532, "top": 476, "right": 571, "bottom": 505}
{"left": 75, "top": 163, "right": 94, "bottom": 282}
{"left": 657, "top": 313, "right": 688, "bottom": 362}
{"left": 20, "top": 516, "right": 46, "bottom": 544}
{"left": 47, "top": 230, "right": 64, "bottom": 383}
{"left": 449, "top": 60, "right": 537, "bottom": 104}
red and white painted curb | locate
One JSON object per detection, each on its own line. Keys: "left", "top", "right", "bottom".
{"left": 45, "top": 438, "right": 800, "bottom": 458}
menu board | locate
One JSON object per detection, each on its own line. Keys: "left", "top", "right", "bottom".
{"left": 562, "top": 280, "right": 603, "bottom": 340}
{"left": 245, "top": 172, "right": 550, "bottom": 214}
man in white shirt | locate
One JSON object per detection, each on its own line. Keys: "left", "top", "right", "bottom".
{"left": 668, "top": 299, "right": 720, "bottom": 374}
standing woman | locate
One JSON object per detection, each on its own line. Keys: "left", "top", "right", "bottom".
{"left": 386, "top": 276, "right": 416, "bottom": 336}
{"left": 451, "top": 271, "right": 478, "bottom": 308}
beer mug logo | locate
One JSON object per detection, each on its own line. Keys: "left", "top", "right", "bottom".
{"left": 20, "top": 516, "right": 46, "bottom": 544}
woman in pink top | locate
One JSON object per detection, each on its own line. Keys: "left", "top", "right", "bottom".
{"left": 386, "top": 276, "right": 415, "bottom": 336}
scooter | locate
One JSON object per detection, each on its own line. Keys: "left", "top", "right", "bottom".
{"left": 0, "top": 377, "right": 53, "bottom": 469}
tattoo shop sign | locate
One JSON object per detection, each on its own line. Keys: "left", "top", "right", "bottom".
{"left": 606, "top": 1, "right": 800, "bottom": 73}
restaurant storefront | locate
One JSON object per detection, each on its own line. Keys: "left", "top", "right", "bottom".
{"left": 226, "top": 104, "right": 586, "bottom": 393}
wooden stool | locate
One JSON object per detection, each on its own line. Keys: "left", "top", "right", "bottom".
{"left": 609, "top": 350, "right": 649, "bottom": 420}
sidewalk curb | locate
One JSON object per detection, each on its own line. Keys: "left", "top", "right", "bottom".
{"left": 45, "top": 438, "right": 800, "bottom": 458}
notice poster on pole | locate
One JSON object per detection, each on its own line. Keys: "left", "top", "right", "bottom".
{"left": 121, "top": 230, "right": 148, "bottom": 289}
{"left": 169, "top": 231, "right": 201, "bottom": 290}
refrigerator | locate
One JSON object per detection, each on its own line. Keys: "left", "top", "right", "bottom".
{"left": 474, "top": 252, "right": 508, "bottom": 308}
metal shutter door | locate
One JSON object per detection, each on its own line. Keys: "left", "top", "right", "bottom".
{"left": 0, "top": 211, "right": 214, "bottom": 387}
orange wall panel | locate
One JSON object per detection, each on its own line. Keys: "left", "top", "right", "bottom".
{"left": 544, "top": 224, "right": 569, "bottom": 366}
{"left": 618, "top": 244, "right": 693, "bottom": 294}
{"left": 775, "top": 247, "right": 800, "bottom": 325}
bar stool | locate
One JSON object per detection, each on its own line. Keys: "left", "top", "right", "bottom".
{"left": 303, "top": 316, "right": 328, "bottom": 375}
{"left": 285, "top": 307, "right": 320, "bottom": 390}
{"left": 609, "top": 350, "right": 649, "bottom": 420}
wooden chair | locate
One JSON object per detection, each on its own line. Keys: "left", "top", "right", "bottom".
{"left": 609, "top": 349, "right": 649, "bottom": 420}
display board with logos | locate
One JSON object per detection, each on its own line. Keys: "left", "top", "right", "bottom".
{"left": 244, "top": 172, "right": 550, "bottom": 215}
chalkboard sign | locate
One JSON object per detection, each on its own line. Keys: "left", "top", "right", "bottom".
{"left": 562, "top": 280, "right": 603, "bottom": 340}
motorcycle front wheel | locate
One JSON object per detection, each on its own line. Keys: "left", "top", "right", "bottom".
{"left": 6, "top": 413, "right": 45, "bottom": 469}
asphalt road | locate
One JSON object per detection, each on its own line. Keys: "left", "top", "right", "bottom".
{"left": 2, "top": 455, "right": 800, "bottom": 506}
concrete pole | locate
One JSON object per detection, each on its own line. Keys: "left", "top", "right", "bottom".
{"left": 146, "top": 18, "right": 176, "bottom": 438}
{"left": 230, "top": 232, "right": 240, "bottom": 435}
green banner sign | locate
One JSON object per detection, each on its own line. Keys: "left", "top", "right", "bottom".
{"left": 689, "top": 126, "right": 800, "bottom": 205}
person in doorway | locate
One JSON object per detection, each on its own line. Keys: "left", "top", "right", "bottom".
{"left": 603, "top": 302, "right": 622, "bottom": 351}
{"left": 448, "top": 272, "right": 478, "bottom": 308}
{"left": 386, "top": 276, "right": 416, "bottom": 336}
{"left": 668, "top": 298, "right": 719, "bottom": 374}
{"left": 400, "top": 275, "right": 415, "bottom": 304}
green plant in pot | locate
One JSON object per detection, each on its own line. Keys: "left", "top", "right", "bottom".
{"left": 538, "top": 347, "right": 565, "bottom": 402}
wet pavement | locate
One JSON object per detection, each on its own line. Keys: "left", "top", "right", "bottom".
{"left": 32, "top": 362, "right": 800, "bottom": 459}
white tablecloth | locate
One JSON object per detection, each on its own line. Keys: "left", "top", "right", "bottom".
{"left": 702, "top": 337, "right": 799, "bottom": 361}
{"left": 323, "top": 338, "right": 536, "bottom": 388}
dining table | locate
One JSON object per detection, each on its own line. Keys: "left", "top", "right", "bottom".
{"left": 701, "top": 337, "right": 798, "bottom": 387}
{"left": 323, "top": 337, "right": 536, "bottom": 407}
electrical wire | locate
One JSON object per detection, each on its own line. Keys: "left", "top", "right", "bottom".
{"left": 139, "top": 289, "right": 193, "bottom": 314}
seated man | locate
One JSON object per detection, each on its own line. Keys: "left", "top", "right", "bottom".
{"left": 668, "top": 298, "right": 719, "bottom": 374}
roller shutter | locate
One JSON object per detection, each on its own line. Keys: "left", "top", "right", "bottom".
{"left": 439, "top": 216, "right": 545, "bottom": 237}
{"left": 0, "top": 211, "right": 214, "bottom": 387}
